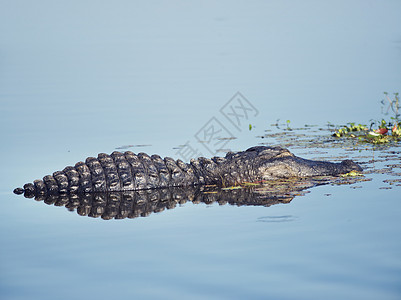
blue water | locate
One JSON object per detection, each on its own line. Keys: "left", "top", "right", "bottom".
{"left": 1, "top": 1, "right": 401, "bottom": 299}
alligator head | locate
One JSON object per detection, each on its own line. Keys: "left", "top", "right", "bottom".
{"left": 249, "top": 146, "right": 362, "bottom": 180}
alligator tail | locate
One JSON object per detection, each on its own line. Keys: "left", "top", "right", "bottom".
{"left": 14, "top": 151, "right": 198, "bottom": 196}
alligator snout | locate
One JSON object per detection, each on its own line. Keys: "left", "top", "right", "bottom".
{"left": 340, "top": 159, "right": 363, "bottom": 173}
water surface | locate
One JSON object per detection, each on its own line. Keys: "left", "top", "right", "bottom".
{"left": 1, "top": 1, "right": 401, "bottom": 299}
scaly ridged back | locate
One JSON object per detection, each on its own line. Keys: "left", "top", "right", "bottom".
{"left": 18, "top": 151, "right": 197, "bottom": 195}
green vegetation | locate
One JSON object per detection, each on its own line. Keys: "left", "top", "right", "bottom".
{"left": 333, "top": 119, "right": 401, "bottom": 144}
{"left": 286, "top": 119, "right": 291, "bottom": 130}
{"left": 332, "top": 92, "right": 400, "bottom": 144}
{"left": 340, "top": 170, "right": 364, "bottom": 177}
{"left": 332, "top": 123, "right": 368, "bottom": 138}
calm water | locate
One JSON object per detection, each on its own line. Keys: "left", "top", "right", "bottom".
{"left": 1, "top": 1, "right": 401, "bottom": 299}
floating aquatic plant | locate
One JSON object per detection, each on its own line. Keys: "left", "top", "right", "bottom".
{"left": 332, "top": 119, "right": 401, "bottom": 144}
{"left": 329, "top": 92, "right": 401, "bottom": 144}
{"left": 340, "top": 170, "right": 364, "bottom": 177}
{"left": 332, "top": 123, "right": 368, "bottom": 138}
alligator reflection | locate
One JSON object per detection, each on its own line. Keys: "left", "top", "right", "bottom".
{"left": 20, "top": 177, "right": 346, "bottom": 220}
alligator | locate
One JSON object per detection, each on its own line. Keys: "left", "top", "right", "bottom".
{"left": 13, "top": 146, "right": 362, "bottom": 196}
